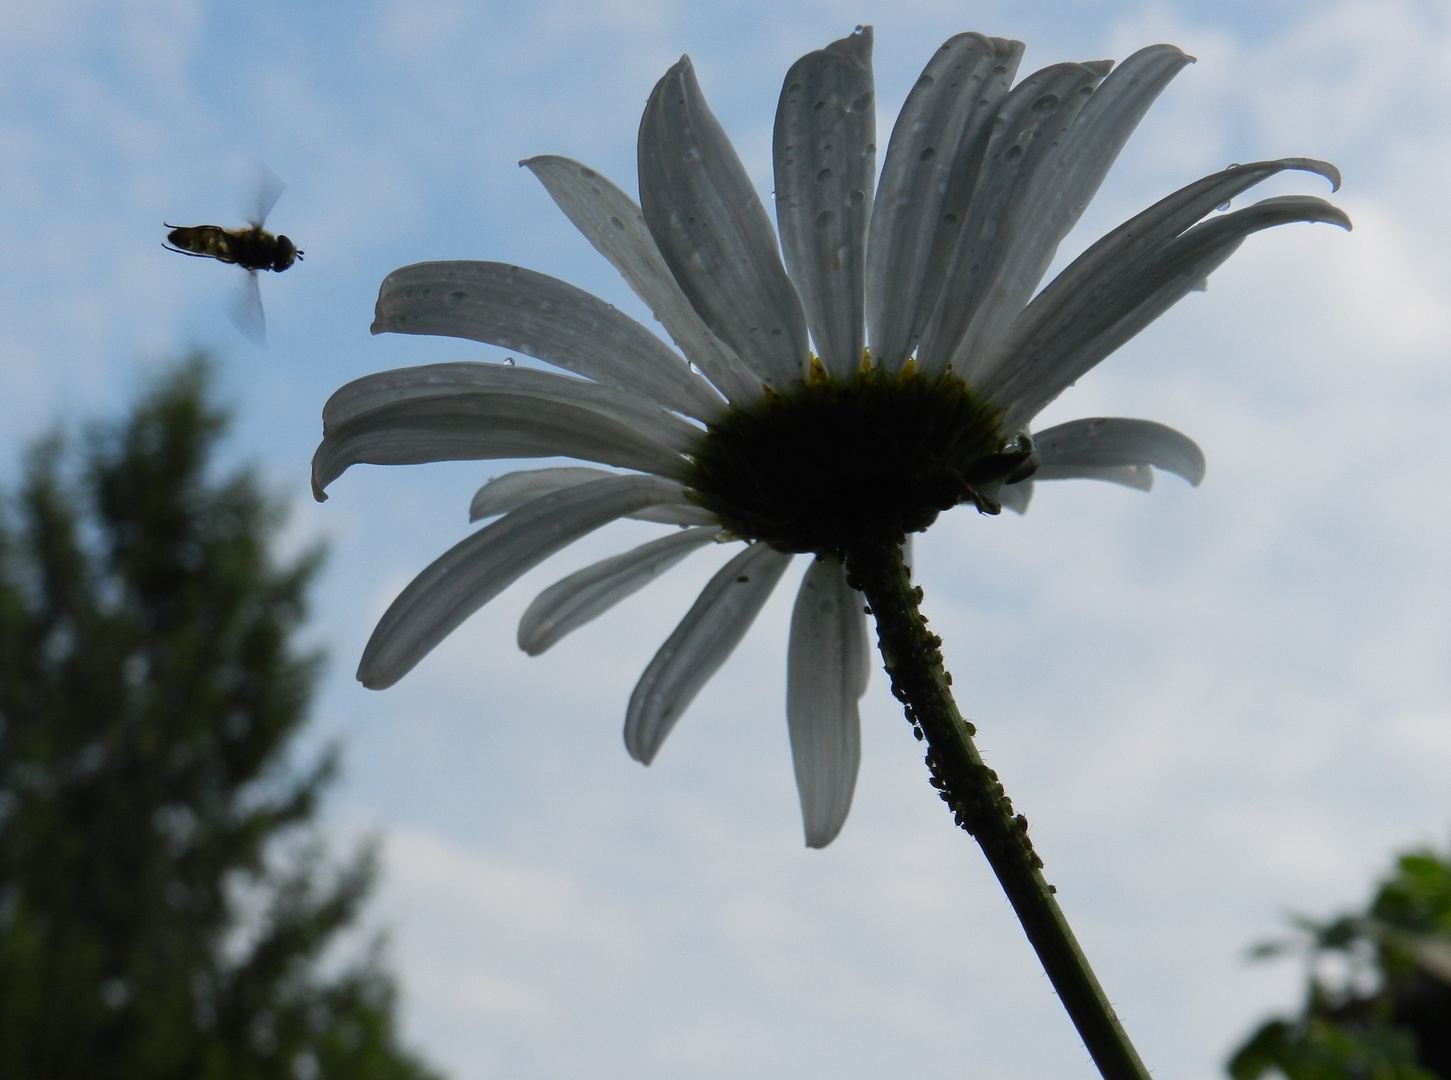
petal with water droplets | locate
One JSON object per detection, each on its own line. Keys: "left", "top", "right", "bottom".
{"left": 372, "top": 261, "right": 724, "bottom": 422}
{"left": 639, "top": 56, "right": 809, "bottom": 388}
{"left": 773, "top": 27, "right": 875, "bottom": 378}
{"left": 916, "top": 60, "right": 1112, "bottom": 376}
{"left": 523, "top": 156, "right": 763, "bottom": 404}
{"left": 986, "top": 159, "right": 1341, "bottom": 420}
{"left": 990, "top": 194, "right": 1351, "bottom": 424}
{"left": 949, "top": 45, "right": 1194, "bottom": 378}
{"left": 865, "top": 33, "right": 1022, "bottom": 372}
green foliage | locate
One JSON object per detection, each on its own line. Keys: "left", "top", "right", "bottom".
{"left": 1229, "top": 846, "right": 1451, "bottom": 1080}
{"left": 0, "top": 359, "right": 440, "bottom": 1080}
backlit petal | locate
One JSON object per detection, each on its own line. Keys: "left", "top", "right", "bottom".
{"left": 1034, "top": 417, "right": 1205, "bottom": 485}
{"left": 518, "top": 526, "right": 723, "bottom": 655}
{"left": 948, "top": 45, "right": 1194, "bottom": 378}
{"left": 624, "top": 543, "right": 792, "bottom": 764}
{"left": 773, "top": 27, "right": 875, "bottom": 378}
{"left": 313, "top": 364, "right": 696, "bottom": 497}
{"left": 470, "top": 466, "right": 617, "bottom": 520}
{"left": 523, "top": 155, "right": 763, "bottom": 404}
{"left": 786, "top": 557, "right": 869, "bottom": 847}
{"left": 639, "top": 56, "right": 809, "bottom": 387}
{"left": 372, "top": 261, "right": 724, "bottom": 422}
{"left": 359, "top": 475, "right": 684, "bottom": 689}
{"left": 916, "top": 59, "right": 1112, "bottom": 376}
{"left": 865, "top": 33, "right": 1022, "bottom": 372}
{"left": 984, "top": 159, "right": 1338, "bottom": 417}
{"left": 989, "top": 193, "right": 1351, "bottom": 424}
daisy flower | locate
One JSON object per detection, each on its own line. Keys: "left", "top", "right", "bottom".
{"left": 315, "top": 24, "right": 1343, "bottom": 844}
{"left": 315, "top": 28, "right": 1345, "bottom": 1076}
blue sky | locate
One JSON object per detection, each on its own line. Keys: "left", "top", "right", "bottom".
{"left": 2, "top": 0, "right": 1450, "bottom": 1077}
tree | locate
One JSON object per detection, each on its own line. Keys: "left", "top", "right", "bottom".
{"left": 1229, "top": 844, "right": 1451, "bottom": 1080}
{"left": 0, "top": 359, "right": 441, "bottom": 1080}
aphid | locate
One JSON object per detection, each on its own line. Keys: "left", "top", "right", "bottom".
{"left": 165, "top": 167, "right": 302, "bottom": 344}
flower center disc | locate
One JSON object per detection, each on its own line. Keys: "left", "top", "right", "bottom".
{"left": 689, "top": 371, "right": 1030, "bottom": 556}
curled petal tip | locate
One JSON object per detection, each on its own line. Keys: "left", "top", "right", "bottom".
{"left": 356, "top": 664, "right": 392, "bottom": 691}
{"left": 805, "top": 827, "right": 842, "bottom": 849}
{"left": 624, "top": 733, "right": 654, "bottom": 765}
{"left": 312, "top": 479, "right": 328, "bottom": 502}
{"left": 1292, "top": 158, "right": 1342, "bottom": 192}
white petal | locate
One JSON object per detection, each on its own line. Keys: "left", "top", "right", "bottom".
{"left": 372, "top": 261, "right": 725, "bottom": 423}
{"left": 787, "top": 557, "right": 870, "bottom": 847}
{"left": 986, "top": 158, "right": 1338, "bottom": 418}
{"left": 999, "top": 479, "right": 1033, "bottom": 514}
{"left": 1034, "top": 417, "right": 1205, "bottom": 486}
{"left": 470, "top": 466, "right": 714, "bottom": 526}
{"left": 1034, "top": 463, "right": 1154, "bottom": 490}
{"left": 865, "top": 33, "right": 1022, "bottom": 372}
{"left": 638, "top": 55, "right": 809, "bottom": 388}
{"left": 322, "top": 361, "right": 698, "bottom": 440}
{"left": 949, "top": 46, "right": 1194, "bottom": 379}
{"left": 630, "top": 504, "right": 718, "bottom": 525}
{"left": 522, "top": 155, "right": 763, "bottom": 404}
{"left": 359, "top": 475, "right": 682, "bottom": 689}
{"left": 518, "top": 526, "right": 723, "bottom": 655}
{"left": 916, "top": 60, "right": 1112, "bottom": 377}
{"left": 989, "top": 194, "right": 1351, "bottom": 424}
{"left": 470, "top": 466, "right": 616, "bottom": 520}
{"left": 313, "top": 363, "right": 697, "bottom": 498}
{"left": 624, "top": 543, "right": 792, "bottom": 764}
{"left": 773, "top": 27, "right": 875, "bottom": 379}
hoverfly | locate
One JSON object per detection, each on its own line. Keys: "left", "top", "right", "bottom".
{"left": 165, "top": 167, "right": 302, "bottom": 344}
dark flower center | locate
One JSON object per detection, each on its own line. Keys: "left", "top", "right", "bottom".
{"left": 687, "top": 369, "right": 1036, "bottom": 556}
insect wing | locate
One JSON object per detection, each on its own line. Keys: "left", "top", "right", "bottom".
{"left": 227, "top": 269, "right": 267, "bottom": 345}
{"left": 246, "top": 163, "right": 286, "bottom": 229}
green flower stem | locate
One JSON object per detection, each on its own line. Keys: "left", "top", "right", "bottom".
{"left": 844, "top": 541, "right": 1151, "bottom": 1080}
